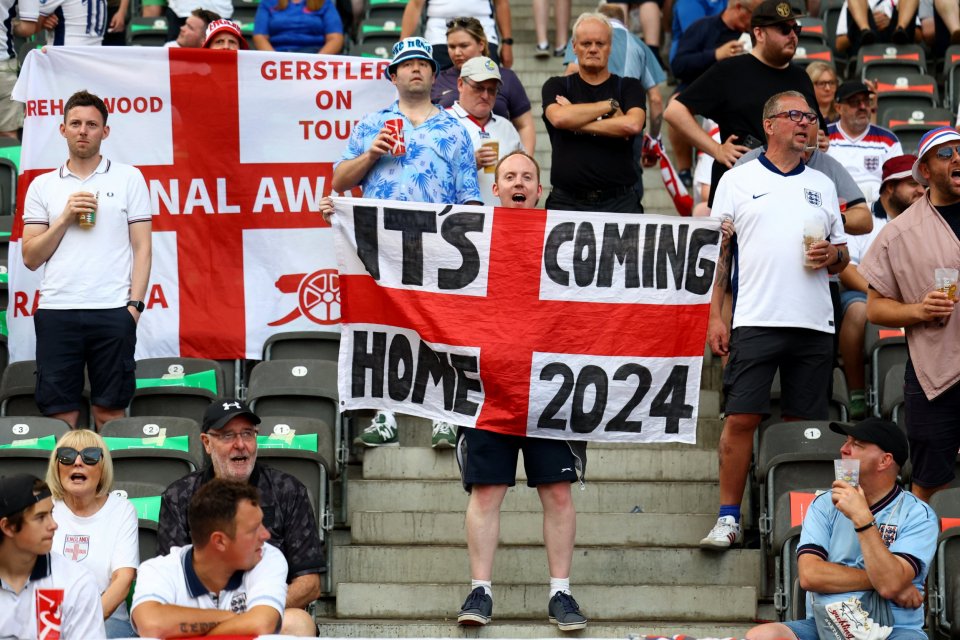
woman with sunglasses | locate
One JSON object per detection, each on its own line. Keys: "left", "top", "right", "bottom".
{"left": 46, "top": 430, "right": 139, "bottom": 639}
{"left": 430, "top": 17, "right": 536, "bottom": 153}
{"left": 806, "top": 61, "right": 840, "bottom": 124}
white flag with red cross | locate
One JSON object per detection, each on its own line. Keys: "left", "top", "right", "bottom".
{"left": 332, "top": 198, "right": 722, "bottom": 443}
{"left": 8, "top": 46, "right": 395, "bottom": 362}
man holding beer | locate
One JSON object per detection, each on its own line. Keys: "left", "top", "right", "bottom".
{"left": 21, "top": 89, "right": 152, "bottom": 430}
{"left": 859, "top": 126, "right": 960, "bottom": 503}
{"left": 701, "top": 90, "right": 849, "bottom": 550}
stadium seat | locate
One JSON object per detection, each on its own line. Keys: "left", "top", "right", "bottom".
{"left": 771, "top": 488, "right": 822, "bottom": 620}
{"left": 818, "top": 0, "right": 845, "bottom": 58}
{"left": 880, "top": 362, "right": 905, "bottom": 424}
{"left": 0, "top": 360, "right": 92, "bottom": 428}
{"left": 100, "top": 416, "right": 203, "bottom": 487}
{"left": 944, "top": 45, "right": 960, "bottom": 112}
{"left": 257, "top": 415, "right": 336, "bottom": 530}
{"left": 0, "top": 416, "right": 71, "bottom": 477}
{"left": 262, "top": 330, "right": 340, "bottom": 363}
{"left": 797, "top": 17, "right": 827, "bottom": 45}
{"left": 881, "top": 106, "right": 953, "bottom": 154}
{"left": 0, "top": 336, "right": 8, "bottom": 382}
{"left": 764, "top": 368, "right": 849, "bottom": 425}
{"left": 17, "top": 39, "right": 42, "bottom": 69}
{"left": 246, "top": 359, "right": 338, "bottom": 425}
{"left": 864, "top": 322, "right": 906, "bottom": 418}
{"left": 351, "top": 37, "right": 394, "bottom": 58}
{"left": 128, "top": 17, "right": 169, "bottom": 46}
{"left": 130, "top": 357, "right": 224, "bottom": 424}
{"left": 791, "top": 43, "right": 834, "bottom": 68}
{"left": 0, "top": 156, "right": 16, "bottom": 216}
{"left": 873, "top": 71, "right": 939, "bottom": 122}
{"left": 365, "top": 0, "right": 406, "bottom": 23}
{"left": 929, "top": 488, "right": 960, "bottom": 639}
{"left": 232, "top": 0, "right": 259, "bottom": 25}
{"left": 112, "top": 480, "right": 167, "bottom": 560}
{"left": 856, "top": 44, "right": 927, "bottom": 79}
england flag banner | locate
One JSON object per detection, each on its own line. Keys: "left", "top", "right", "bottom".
{"left": 332, "top": 198, "right": 722, "bottom": 443}
{"left": 8, "top": 46, "right": 395, "bottom": 362}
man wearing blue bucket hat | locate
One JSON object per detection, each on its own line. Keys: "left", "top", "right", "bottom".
{"left": 332, "top": 37, "right": 482, "bottom": 206}
{"left": 859, "top": 125, "right": 960, "bottom": 503}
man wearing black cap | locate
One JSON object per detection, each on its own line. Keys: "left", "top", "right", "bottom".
{"left": 664, "top": 0, "right": 823, "bottom": 206}
{"left": 827, "top": 80, "right": 903, "bottom": 205}
{"left": 747, "top": 418, "right": 937, "bottom": 640}
{"left": 157, "top": 398, "right": 323, "bottom": 636}
{"left": 0, "top": 474, "right": 105, "bottom": 639}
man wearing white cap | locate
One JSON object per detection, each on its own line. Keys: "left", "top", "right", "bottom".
{"left": 859, "top": 126, "right": 960, "bottom": 503}
{"left": 446, "top": 56, "right": 524, "bottom": 206}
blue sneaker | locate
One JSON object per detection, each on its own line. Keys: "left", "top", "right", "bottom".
{"left": 458, "top": 587, "right": 492, "bottom": 625}
{"left": 549, "top": 592, "right": 587, "bottom": 631}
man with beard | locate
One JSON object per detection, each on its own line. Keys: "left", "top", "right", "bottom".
{"left": 860, "top": 127, "right": 960, "bottom": 503}
{"left": 839, "top": 155, "right": 924, "bottom": 420}
{"left": 702, "top": 91, "right": 849, "bottom": 550}
{"left": 664, "top": 0, "right": 822, "bottom": 205}
{"left": 21, "top": 90, "right": 152, "bottom": 430}
{"left": 455, "top": 151, "right": 588, "bottom": 632}
{"left": 157, "top": 399, "right": 323, "bottom": 636}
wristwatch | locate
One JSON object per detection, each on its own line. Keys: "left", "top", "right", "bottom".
{"left": 607, "top": 98, "right": 620, "bottom": 117}
{"left": 127, "top": 300, "right": 145, "bottom": 313}
{"left": 500, "top": 37, "right": 513, "bottom": 45}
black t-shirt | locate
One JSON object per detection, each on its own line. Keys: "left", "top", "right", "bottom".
{"left": 671, "top": 14, "right": 741, "bottom": 90}
{"left": 935, "top": 201, "right": 960, "bottom": 240}
{"left": 541, "top": 73, "right": 646, "bottom": 191}
{"left": 677, "top": 54, "right": 821, "bottom": 204}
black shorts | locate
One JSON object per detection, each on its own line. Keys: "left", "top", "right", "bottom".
{"left": 456, "top": 427, "right": 585, "bottom": 491}
{"left": 723, "top": 326, "right": 833, "bottom": 418}
{"left": 34, "top": 308, "right": 138, "bottom": 414}
{"left": 904, "top": 362, "right": 960, "bottom": 488}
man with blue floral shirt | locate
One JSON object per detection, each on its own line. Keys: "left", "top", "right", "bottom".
{"left": 334, "top": 36, "right": 482, "bottom": 449}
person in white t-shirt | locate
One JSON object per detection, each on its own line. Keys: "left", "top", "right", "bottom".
{"left": 18, "top": 0, "right": 108, "bottom": 45}
{"left": 0, "top": 474, "right": 106, "bottom": 639}
{"left": 131, "top": 478, "right": 293, "bottom": 637}
{"left": 702, "top": 90, "right": 849, "bottom": 551}
{"left": 45, "top": 429, "right": 138, "bottom": 639}
{"left": 21, "top": 90, "right": 152, "bottom": 431}
{"left": 446, "top": 56, "right": 523, "bottom": 206}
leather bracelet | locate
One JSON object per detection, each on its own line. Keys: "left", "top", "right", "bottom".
{"left": 854, "top": 520, "right": 876, "bottom": 533}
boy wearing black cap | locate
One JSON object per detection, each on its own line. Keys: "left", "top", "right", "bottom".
{"left": 747, "top": 418, "right": 937, "bottom": 640}
{"left": 0, "top": 474, "right": 105, "bottom": 639}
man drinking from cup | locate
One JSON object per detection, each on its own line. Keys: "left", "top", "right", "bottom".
{"left": 859, "top": 126, "right": 960, "bottom": 503}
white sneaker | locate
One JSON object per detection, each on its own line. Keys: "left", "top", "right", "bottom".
{"left": 699, "top": 516, "right": 742, "bottom": 550}
{"left": 431, "top": 420, "right": 457, "bottom": 448}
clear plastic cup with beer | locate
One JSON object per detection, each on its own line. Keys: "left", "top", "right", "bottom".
{"left": 802, "top": 219, "right": 824, "bottom": 268}
{"left": 481, "top": 140, "right": 499, "bottom": 174}
{"left": 78, "top": 191, "right": 98, "bottom": 229}
{"left": 935, "top": 268, "right": 959, "bottom": 301}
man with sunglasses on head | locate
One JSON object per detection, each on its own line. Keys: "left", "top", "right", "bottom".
{"left": 0, "top": 474, "right": 105, "bottom": 639}
{"left": 701, "top": 90, "right": 849, "bottom": 550}
{"left": 827, "top": 81, "right": 903, "bottom": 205}
{"left": 157, "top": 398, "right": 322, "bottom": 637}
{"left": 446, "top": 57, "right": 524, "bottom": 206}
{"left": 665, "top": 0, "right": 824, "bottom": 207}
{"left": 859, "top": 126, "right": 960, "bottom": 504}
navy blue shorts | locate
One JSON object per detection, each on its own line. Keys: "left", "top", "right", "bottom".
{"left": 456, "top": 427, "right": 584, "bottom": 491}
{"left": 904, "top": 362, "right": 960, "bottom": 488}
{"left": 34, "top": 308, "right": 137, "bottom": 414}
{"left": 723, "top": 327, "right": 833, "bottom": 418}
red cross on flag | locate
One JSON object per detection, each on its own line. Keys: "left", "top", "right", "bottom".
{"left": 8, "top": 47, "right": 393, "bottom": 362}
{"left": 332, "top": 198, "right": 722, "bottom": 443}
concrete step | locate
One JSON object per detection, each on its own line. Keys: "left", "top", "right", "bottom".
{"left": 362, "top": 447, "right": 719, "bottom": 481}
{"left": 334, "top": 583, "right": 758, "bottom": 621}
{"left": 351, "top": 511, "right": 724, "bottom": 547}
{"left": 315, "top": 619, "right": 757, "bottom": 638}
{"left": 332, "top": 545, "right": 761, "bottom": 587}
{"left": 346, "top": 479, "right": 725, "bottom": 520}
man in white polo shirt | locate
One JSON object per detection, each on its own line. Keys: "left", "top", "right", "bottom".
{"left": 702, "top": 90, "right": 849, "bottom": 551}
{"left": 446, "top": 56, "right": 523, "bottom": 207}
{"left": 0, "top": 474, "right": 105, "bottom": 639}
{"left": 131, "top": 479, "right": 292, "bottom": 638}
{"left": 21, "top": 89, "right": 152, "bottom": 430}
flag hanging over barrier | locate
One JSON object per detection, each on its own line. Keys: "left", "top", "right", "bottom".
{"left": 8, "top": 47, "right": 395, "bottom": 362}
{"left": 332, "top": 198, "right": 722, "bottom": 443}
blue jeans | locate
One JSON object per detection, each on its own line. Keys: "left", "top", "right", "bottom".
{"left": 105, "top": 614, "right": 137, "bottom": 638}
{"left": 784, "top": 618, "right": 926, "bottom": 640}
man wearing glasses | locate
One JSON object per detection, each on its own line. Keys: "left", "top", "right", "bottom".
{"left": 446, "top": 57, "right": 524, "bottom": 206}
{"left": 665, "top": 0, "right": 823, "bottom": 206}
{"left": 859, "top": 126, "right": 960, "bottom": 504}
{"left": 701, "top": 91, "right": 849, "bottom": 550}
{"left": 157, "top": 398, "right": 323, "bottom": 636}
{"left": 827, "top": 80, "right": 903, "bottom": 205}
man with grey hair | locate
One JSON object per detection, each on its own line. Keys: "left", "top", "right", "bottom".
{"left": 701, "top": 90, "right": 849, "bottom": 550}
{"left": 542, "top": 11, "right": 646, "bottom": 213}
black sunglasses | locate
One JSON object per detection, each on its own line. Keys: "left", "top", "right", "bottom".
{"left": 56, "top": 446, "right": 103, "bottom": 466}
{"left": 447, "top": 17, "right": 482, "bottom": 29}
{"left": 770, "top": 22, "right": 802, "bottom": 36}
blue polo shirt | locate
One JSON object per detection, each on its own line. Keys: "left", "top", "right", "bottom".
{"left": 253, "top": 0, "right": 343, "bottom": 52}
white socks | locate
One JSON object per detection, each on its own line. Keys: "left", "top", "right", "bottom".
{"left": 471, "top": 579, "right": 492, "bottom": 598}
{"left": 550, "top": 577, "right": 571, "bottom": 597}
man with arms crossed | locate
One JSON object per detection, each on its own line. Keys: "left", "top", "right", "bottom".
{"left": 22, "top": 89, "right": 152, "bottom": 430}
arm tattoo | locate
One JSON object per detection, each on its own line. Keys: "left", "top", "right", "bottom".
{"left": 714, "top": 236, "right": 732, "bottom": 292}
{"left": 179, "top": 621, "right": 218, "bottom": 634}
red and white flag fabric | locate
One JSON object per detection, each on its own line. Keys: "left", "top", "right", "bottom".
{"left": 8, "top": 47, "right": 395, "bottom": 362}
{"left": 332, "top": 198, "right": 721, "bottom": 443}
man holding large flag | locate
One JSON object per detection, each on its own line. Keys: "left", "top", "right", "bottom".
{"left": 21, "top": 89, "right": 152, "bottom": 430}
{"left": 454, "top": 151, "right": 588, "bottom": 632}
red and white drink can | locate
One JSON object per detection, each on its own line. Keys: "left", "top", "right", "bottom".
{"left": 385, "top": 118, "right": 405, "bottom": 156}
{"left": 36, "top": 589, "right": 64, "bottom": 640}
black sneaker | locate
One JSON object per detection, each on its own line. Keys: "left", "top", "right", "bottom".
{"left": 548, "top": 592, "right": 587, "bottom": 631}
{"left": 457, "top": 587, "right": 492, "bottom": 626}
